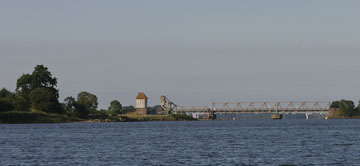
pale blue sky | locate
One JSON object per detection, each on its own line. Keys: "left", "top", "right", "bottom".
{"left": 1, "top": 0, "right": 360, "bottom": 108}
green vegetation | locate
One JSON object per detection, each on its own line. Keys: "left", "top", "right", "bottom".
{"left": 0, "top": 64, "right": 195, "bottom": 124}
{"left": 1, "top": 65, "right": 63, "bottom": 114}
{"left": 330, "top": 100, "right": 360, "bottom": 118}
{"left": 0, "top": 88, "right": 16, "bottom": 112}
{"left": 16, "top": 65, "right": 60, "bottom": 112}
{"left": 77, "top": 91, "right": 98, "bottom": 114}
{"left": 108, "top": 100, "right": 123, "bottom": 115}
{"left": 0, "top": 111, "right": 75, "bottom": 124}
{"left": 30, "top": 87, "right": 63, "bottom": 114}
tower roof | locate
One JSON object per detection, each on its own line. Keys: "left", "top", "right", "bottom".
{"left": 136, "top": 92, "right": 148, "bottom": 99}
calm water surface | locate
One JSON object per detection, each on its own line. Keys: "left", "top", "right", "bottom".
{"left": 1, "top": 119, "right": 360, "bottom": 166}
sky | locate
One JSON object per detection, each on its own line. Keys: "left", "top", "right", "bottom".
{"left": 1, "top": 0, "right": 360, "bottom": 109}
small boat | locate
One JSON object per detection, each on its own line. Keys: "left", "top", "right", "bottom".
{"left": 271, "top": 113, "right": 282, "bottom": 119}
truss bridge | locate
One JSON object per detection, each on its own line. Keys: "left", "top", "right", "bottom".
{"left": 175, "top": 101, "right": 331, "bottom": 113}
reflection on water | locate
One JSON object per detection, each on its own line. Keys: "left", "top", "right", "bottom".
{"left": 1, "top": 119, "right": 360, "bottom": 165}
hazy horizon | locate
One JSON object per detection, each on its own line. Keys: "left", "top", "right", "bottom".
{"left": 1, "top": 0, "right": 360, "bottom": 109}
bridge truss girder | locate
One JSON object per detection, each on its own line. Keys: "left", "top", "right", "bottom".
{"left": 210, "top": 101, "right": 330, "bottom": 113}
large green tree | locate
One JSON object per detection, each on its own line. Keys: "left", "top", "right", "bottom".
{"left": 15, "top": 65, "right": 60, "bottom": 112}
{"left": 108, "top": 100, "right": 122, "bottom": 114}
{"left": 338, "top": 100, "right": 356, "bottom": 117}
{"left": 29, "top": 87, "right": 63, "bottom": 114}
{"left": 77, "top": 91, "right": 98, "bottom": 113}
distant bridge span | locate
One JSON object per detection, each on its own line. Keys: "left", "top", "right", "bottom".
{"left": 174, "top": 101, "right": 331, "bottom": 113}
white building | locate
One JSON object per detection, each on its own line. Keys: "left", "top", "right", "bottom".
{"left": 135, "top": 92, "right": 148, "bottom": 115}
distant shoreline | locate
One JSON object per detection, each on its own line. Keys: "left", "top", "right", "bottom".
{"left": 0, "top": 111, "right": 197, "bottom": 124}
{"left": 3, "top": 111, "right": 360, "bottom": 124}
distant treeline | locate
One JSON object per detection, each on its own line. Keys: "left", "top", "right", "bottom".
{"left": 0, "top": 65, "right": 136, "bottom": 120}
{"left": 2, "top": 65, "right": 360, "bottom": 122}
{"left": 330, "top": 100, "right": 360, "bottom": 117}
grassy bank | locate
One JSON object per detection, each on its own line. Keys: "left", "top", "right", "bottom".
{"left": 0, "top": 111, "right": 196, "bottom": 124}
{"left": 0, "top": 111, "right": 77, "bottom": 124}
{"left": 327, "top": 115, "right": 360, "bottom": 119}
{"left": 327, "top": 112, "right": 360, "bottom": 119}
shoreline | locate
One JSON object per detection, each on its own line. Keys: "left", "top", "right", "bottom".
{"left": 0, "top": 112, "right": 197, "bottom": 124}
{"left": 3, "top": 111, "right": 360, "bottom": 124}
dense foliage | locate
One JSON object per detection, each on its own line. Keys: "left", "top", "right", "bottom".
{"left": 330, "top": 100, "right": 360, "bottom": 117}
{"left": 0, "top": 111, "right": 69, "bottom": 123}
{"left": 64, "top": 96, "right": 76, "bottom": 116}
{"left": 108, "top": 100, "right": 122, "bottom": 114}
{"left": 13, "top": 65, "right": 61, "bottom": 113}
{"left": 0, "top": 88, "right": 16, "bottom": 112}
{"left": 77, "top": 91, "right": 98, "bottom": 114}
{"left": 30, "top": 87, "right": 63, "bottom": 114}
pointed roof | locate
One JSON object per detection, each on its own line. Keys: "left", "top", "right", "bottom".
{"left": 136, "top": 92, "right": 148, "bottom": 99}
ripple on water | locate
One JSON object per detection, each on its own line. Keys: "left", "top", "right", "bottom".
{"left": 1, "top": 120, "right": 360, "bottom": 165}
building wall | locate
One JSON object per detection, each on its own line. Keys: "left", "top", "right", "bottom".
{"left": 136, "top": 99, "right": 148, "bottom": 115}
{"left": 136, "top": 99, "right": 147, "bottom": 109}
{"left": 136, "top": 108, "right": 147, "bottom": 115}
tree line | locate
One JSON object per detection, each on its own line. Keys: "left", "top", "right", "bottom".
{"left": 0, "top": 65, "right": 134, "bottom": 118}
{"left": 330, "top": 100, "right": 360, "bottom": 117}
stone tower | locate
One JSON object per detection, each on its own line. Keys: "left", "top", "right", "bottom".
{"left": 135, "top": 92, "right": 148, "bottom": 115}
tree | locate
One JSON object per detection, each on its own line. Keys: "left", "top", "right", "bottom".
{"left": 29, "top": 87, "right": 63, "bottom": 114}
{"left": 0, "top": 99, "right": 14, "bottom": 112}
{"left": 122, "top": 105, "right": 135, "bottom": 114}
{"left": 330, "top": 101, "right": 341, "bottom": 108}
{"left": 15, "top": 65, "right": 59, "bottom": 111}
{"left": 77, "top": 91, "right": 98, "bottom": 113}
{"left": 0, "top": 88, "right": 12, "bottom": 98}
{"left": 108, "top": 100, "right": 122, "bottom": 114}
{"left": 73, "top": 102, "right": 89, "bottom": 118}
{"left": 15, "top": 74, "right": 33, "bottom": 111}
{"left": 30, "top": 65, "right": 57, "bottom": 90}
{"left": 0, "top": 88, "right": 16, "bottom": 112}
{"left": 338, "top": 100, "right": 355, "bottom": 117}
{"left": 64, "top": 96, "right": 76, "bottom": 116}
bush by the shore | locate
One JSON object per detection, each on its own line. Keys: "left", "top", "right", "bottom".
{"left": 327, "top": 110, "right": 360, "bottom": 119}
{"left": 0, "top": 111, "right": 196, "bottom": 124}
{"left": 0, "top": 111, "right": 74, "bottom": 124}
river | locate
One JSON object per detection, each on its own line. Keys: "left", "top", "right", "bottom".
{"left": 1, "top": 119, "right": 360, "bottom": 165}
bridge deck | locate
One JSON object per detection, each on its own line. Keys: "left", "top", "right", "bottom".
{"left": 174, "top": 101, "right": 331, "bottom": 113}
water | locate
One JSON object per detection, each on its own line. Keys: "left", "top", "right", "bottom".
{"left": 1, "top": 120, "right": 360, "bottom": 165}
